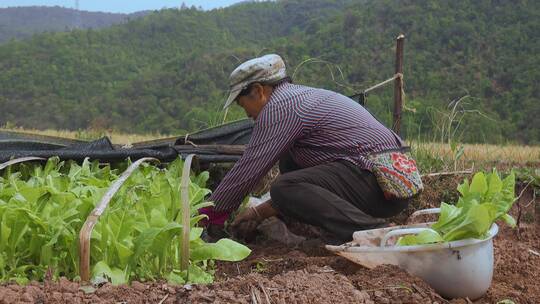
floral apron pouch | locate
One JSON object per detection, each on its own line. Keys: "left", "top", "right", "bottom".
{"left": 367, "top": 149, "right": 423, "bottom": 200}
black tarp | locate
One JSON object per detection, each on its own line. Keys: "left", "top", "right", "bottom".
{"left": 0, "top": 119, "right": 253, "bottom": 164}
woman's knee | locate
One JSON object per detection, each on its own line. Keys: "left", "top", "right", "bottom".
{"left": 373, "top": 198, "right": 410, "bottom": 218}
{"left": 269, "top": 174, "right": 294, "bottom": 208}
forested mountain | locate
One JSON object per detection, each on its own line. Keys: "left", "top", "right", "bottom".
{"left": 0, "top": 6, "right": 148, "bottom": 43}
{"left": 0, "top": 0, "right": 538, "bottom": 144}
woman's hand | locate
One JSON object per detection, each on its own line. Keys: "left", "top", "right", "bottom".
{"left": 230, "top": 200, "right": 278, "bottom": 241}
{"left": 231, "top": 207, "right": 262, "bottom": 226}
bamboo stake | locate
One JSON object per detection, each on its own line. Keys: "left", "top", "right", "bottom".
{"left": 78, "top": 157, "right": 159, "bottom": 283}
{"left": 421, "top": 170, "right": 473, "bottom": 178}
{"left": 180, "top": 154, "right": 196, "bottom": 277}
{"left": 393, "top": 34, "right": 405, "bottom": 135}
{"left": 0, "top": 156, "right": 46, "bottom": 170}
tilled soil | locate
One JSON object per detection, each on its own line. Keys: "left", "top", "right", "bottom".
{"left": 1, "top": 223, "right": 537, "bottom": 304}
{"left": 481, "top": 224, "right": 539, "bottom": 304}
{"left": 1, "top": 176, "right": 539, "bottom": 304}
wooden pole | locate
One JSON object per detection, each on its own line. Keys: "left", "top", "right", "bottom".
{"left": 393, "top": 34, "right": 405, "bottom": 135}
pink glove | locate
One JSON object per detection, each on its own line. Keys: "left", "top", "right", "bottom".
{"left": 199, "top": 206, "right": 231, "bottom": 226}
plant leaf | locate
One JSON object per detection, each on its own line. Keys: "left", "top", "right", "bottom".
{"left": 397, "top": 229, "right": 443, "bottom": 246}
{"left": 191, "top": 238, "right": 251, "bottom": 262}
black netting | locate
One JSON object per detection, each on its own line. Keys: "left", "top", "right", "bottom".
{"left": 0, "top": 119, "right": 253, "bottom": 164}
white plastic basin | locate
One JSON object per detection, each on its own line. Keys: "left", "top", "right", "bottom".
{"left": 326, "top": 214, "right": 499, "bottom": 300}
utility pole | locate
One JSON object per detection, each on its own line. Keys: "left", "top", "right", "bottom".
{"left": 74, "top": 0, "right": 82, "bottom": 29}
{"left": 392, "top": 34, "right": 405, "bottom": 135}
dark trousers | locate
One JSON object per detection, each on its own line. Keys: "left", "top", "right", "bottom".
{"left": 270, "top": 154, "right": 409, "bottom": 241}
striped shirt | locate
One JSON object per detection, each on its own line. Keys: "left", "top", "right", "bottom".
{"left": 210, "top": 82, "right": 404, "bottom": 213}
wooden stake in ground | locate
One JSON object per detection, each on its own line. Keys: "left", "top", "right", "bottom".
{"left": 393, "top": 34, "right": 405, "bottom": 135}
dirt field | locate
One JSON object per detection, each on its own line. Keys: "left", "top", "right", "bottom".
{"left": 0, "top": 175, "right": 538, "bottom": 304}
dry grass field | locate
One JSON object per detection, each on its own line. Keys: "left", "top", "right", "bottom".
{"left": 410, "top": 141, "right": 540, "bottom": 165}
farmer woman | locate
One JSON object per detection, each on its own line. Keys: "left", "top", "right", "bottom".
{"left": 201, "top": 54, "right": 422, "bottom": 242}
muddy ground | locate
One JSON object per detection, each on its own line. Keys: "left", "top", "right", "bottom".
{"left": 0, "top": 174, "right": 539, "bottom": 304}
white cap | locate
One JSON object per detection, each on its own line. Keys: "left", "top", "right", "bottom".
{"left": 224, "top": 54, "right": 287, "bottom": 109}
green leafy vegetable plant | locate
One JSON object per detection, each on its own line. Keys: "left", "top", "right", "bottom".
{"left": 0, "top": 157, "right": 250, "bottom": 285}
{"left": 398, "top": 170, "right": 516, "bottom": 246}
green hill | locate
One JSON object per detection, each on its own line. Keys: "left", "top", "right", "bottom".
{"left": 0, "top": 0, "right": 538, "bottom": 144}
{"left": 0, "top": 6, "right": 148, "bottom": 43}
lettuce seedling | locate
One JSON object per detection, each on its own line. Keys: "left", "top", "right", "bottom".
{"left": 0, "top": 157, "right": 250, "bottom": 285}
{"left": 398, "top": 170, "right": 516, "bottom": 246}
